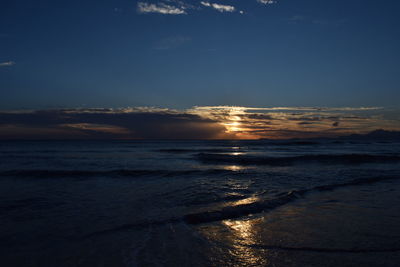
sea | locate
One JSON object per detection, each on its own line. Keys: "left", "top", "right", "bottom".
{"left": 1, "top": 139, "right": 400, "bottom": 266}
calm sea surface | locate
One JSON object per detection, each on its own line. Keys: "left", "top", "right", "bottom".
{"left": 1, "top": 140, "right": 400, "bottom": 266}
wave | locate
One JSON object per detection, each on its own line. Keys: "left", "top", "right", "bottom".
{"left": 182, "top": 193, "right": 248, "bottom": 206}
{"left": 244, "top": 244, "right": 400, "bottom": 253}
{"left": 196, "top": 153, "right": 400, "bottom": 166}
{"left": 184, "top": 175, "right": 399, "bottom": 224}
{"left": 0, "top": 169, "right": 238, "bottom": 178}
{"left": 84, "top": 175, "right": 399, "bottom": 237}
{"left": 267, "top": 141, "right": 321, "bottom": 146}
{"left": 157, "top": 148, "right": 239, "bottom": 154}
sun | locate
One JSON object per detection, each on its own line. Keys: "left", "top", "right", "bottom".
{"left": 226, "top": 121, "right": 241, "bottom": 132}
{"left": 224, "top": 110, "right": 243, "bottom": 133}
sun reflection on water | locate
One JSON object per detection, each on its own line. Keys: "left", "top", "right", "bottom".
{"left": 229, "top": 152, "right": 244, "bottom": 156}
{"left": 223, "top": 165, "right": 243, "bottom": 171}
{"left": 231, "top": 196, "right": 260, "bottom": 206}
{"left": 222, "top": 218, "right": 268, "bottom": 266}
{"left": 223, "top": 220, "right": 253, "bottom": 240}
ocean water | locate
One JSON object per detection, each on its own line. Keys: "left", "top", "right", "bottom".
{"left": 1, "top": 140, "right": 400, "bottom": 266}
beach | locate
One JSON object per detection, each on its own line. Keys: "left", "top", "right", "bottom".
{"left": 1, "top": 139, "right": 399, "bottom": 266}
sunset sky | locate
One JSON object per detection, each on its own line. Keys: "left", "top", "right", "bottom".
{"left": 0, "top": 106, "right": 399, "bottom": 139}
{"left": 1, "top": 0, "right": 400, "bottom": 138}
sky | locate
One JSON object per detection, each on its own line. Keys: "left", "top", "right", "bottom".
{"left": 1, "top": 0, "right": 400, "bottom": 139}
{"left": 1, "top": 0, "right": 400, "bottom": 109}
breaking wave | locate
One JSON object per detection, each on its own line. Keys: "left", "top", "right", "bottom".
{"left": 184, "top": 175, "right": 399, "bottom": 224}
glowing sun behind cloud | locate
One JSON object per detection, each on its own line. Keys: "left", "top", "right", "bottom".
{"left": 189, "top": 106, "right": 400, "bottom": 140}
{"left": 225, "top": 113, "right": 242, "bottom": 133}
{"left": 218, "top": 107, "right": 261, "bottom": 139}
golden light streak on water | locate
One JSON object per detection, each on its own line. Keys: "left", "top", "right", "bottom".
{"left": 222, "top": 219, "right": 269, "bottom": 266}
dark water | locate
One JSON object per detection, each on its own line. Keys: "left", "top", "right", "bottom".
{"left": 1, "top": 140, "right": 400, "bottom": 266}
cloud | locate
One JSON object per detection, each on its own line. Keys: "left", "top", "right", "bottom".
{"left": 136, "top": 0, "right": 279, "bottom": 16}
{"left": 192, "top": 106, "right": 382, "bottom": 112}
{"left": 137, "top": 2, "right": 186, "bottom": 15}
{"left": 200, "top": 2, "right": 235, "bottom": 13}
{"left": 0, "top": 106, "right": 398, "bottom": 140}
{"left": 0, "top": 108, "right": 232, "bottom": 140}
{"left": 0, "top": 61, "right": 15, "bottom": 67}
{"left": 257, "top": 0, "right": 277, "bottom": 4}
{"left": 190, "top": 106, "right": 399, "bottom": 139}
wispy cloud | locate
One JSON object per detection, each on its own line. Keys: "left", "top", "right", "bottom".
{"left": 257, "top": 0, "right": 277, "bottom": 4}
{"left": 0, "top": 61, "right": 15, "bottom": 67}
{"left": 137, "top": 2, "right": 186, "bottom": 15}
{"left": 136, "top": 0, "right": 273, "bottom": 15}
{"left": 200, "top": 2, "right": 235, "bottom": 13}
{"left": 200, "top": 1, "right": 211, "bottom": 7}
{"left": 193, "top": 106, "right": 382, "bottom": 112}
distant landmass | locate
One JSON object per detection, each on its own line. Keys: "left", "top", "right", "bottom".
{"left": 340, "top": 129, "right": 400, "bottom": 141}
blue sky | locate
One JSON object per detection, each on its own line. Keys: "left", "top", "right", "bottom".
{"left": 1, "top": 0, "right": 400, "bottom": 109}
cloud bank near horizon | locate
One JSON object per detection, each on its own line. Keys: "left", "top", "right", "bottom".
{"left": 0, "top": 106, "right": 399, "bottom": 140}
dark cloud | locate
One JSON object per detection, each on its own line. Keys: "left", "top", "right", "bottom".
{"left": 297, "top": 121, "right": 314, "bottom": 125}
{"left": 286, "top": 116, "right": 321, "bottom": 122}
{"left": 241, "top": 114, "right": 274, "bottom": 120}
{"left": 0, "top": 109, "right": 230, "bottom": 140}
